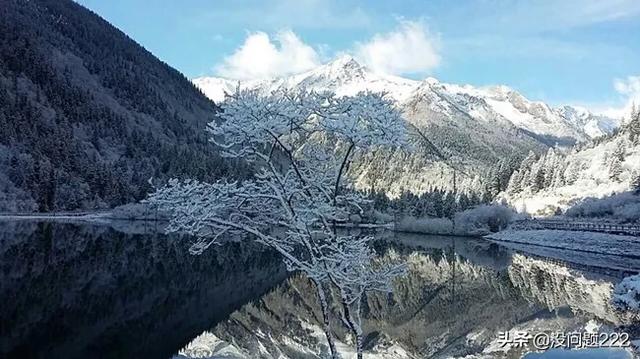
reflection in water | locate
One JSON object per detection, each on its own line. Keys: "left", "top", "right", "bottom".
{"left": 1, "top": 221, "right": 638, "bottom": 359}
{"left": 0, "top": 220, "right": 286, "bottom": 359}
{"left": 177, "top": 233, "right": 640, "bottom": 359}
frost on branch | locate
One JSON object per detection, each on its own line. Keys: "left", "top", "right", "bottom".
{"left": 146, "top": 88, "right": 410, "bottom": 358}
{"left": 148, "top": 88, "right": 410, "bottom": 251}
{"left": 327, "top": 236, "right": 406, "bottom": 302}
{"left": 207, "top": 88, "right": 409, "bottom": 161}
{"left": 324, "top": 235, "right": 406, "bottom": 359}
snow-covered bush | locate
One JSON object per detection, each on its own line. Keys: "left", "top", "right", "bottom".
{"left": 454, "top": 204, "right": 516, "bottom": 235}
{"left": 613, "top": 274, "right": 640, "bottom": 313}
{"left": 565, "top": 192, "right": 640, "bottom": 223}
{"left": 395, "top": 216, "right": 453, "bottom": 235}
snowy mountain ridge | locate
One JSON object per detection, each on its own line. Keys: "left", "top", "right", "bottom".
{"left": 194, "top": 55, "right": 618, "bottom": 142}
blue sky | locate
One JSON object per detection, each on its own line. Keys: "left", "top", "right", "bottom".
{"left": 76, "top": 0, "right": 640, "bottom": 115}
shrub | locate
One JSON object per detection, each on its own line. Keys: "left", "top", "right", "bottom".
{"left": 565, "top": 192, "right": 640, "bottom": 223}
{"left": 396, "top": 216, "right": 454, "bottom": 234}
{"left": 454, "top": 204, "right": 516, "bottom": 235}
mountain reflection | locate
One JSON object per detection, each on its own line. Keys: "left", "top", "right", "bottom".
{"left": 177, "top": 233, "right": 638, "bottom": 359}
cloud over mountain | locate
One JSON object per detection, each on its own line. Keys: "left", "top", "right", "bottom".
{"left": 355, "top": 20, "right": 440, "bottom": 76}
{"left": 214, "top": 19, "right": 441, "bottom": 80}
{"left": 215, "top": 30, "right": 321, "bottom": 80}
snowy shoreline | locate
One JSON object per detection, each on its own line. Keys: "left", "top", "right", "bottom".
{"left": 487, "top": 229, "right": 640, "bottom": 262}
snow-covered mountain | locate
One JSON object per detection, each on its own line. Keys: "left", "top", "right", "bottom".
{"left": 556, "top": 105, "right": 619, "bottom": 139}
{"left": 195, "top": 56, "right": 418, "bottom": 103}
{"left": 193, "top": 56, "right": 621, "bottom": 196}
{"left": 194, "top": 55, "right": 618, "bottom": 143}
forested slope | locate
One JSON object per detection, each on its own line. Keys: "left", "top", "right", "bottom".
{"left": 500, "top": 110, "right": 640, "bottom": 215}
{"left": 0, "top": 0, "right": 241, "bottom": 212}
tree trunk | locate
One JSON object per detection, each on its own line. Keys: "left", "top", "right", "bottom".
{"left": 313, "top": 279, "right": 340, "bottom": 359}
{"left": 341, "top": 296, "right": 363, "bottom": 359}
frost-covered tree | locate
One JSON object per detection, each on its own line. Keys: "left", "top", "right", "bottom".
{"left": 609, "top": 141, "right": 626, "bottom": 182}
{"left": 529, "top": 161, "right": 546, "bottom": 194}
{"left": 146, "top": 88, "right": 409, "bottom": 358}
{"left": 629, "top": 103, "right": 640, "bottom": 145}
{"left": 506, "top": 169, "right": 524, "bottom": 194}
{"left": 542, "top": 149, "right": 557, "bottom": 188}
{"left": 632, "top": 171, "right": 640, "bottom": 195}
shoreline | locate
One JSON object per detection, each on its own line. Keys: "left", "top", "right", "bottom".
{"left": 0, "top": 212, "right": 163, "bottom": 222}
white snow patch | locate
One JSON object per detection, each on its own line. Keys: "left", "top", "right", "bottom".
{"left": 613, "top": 274, "right": 640, "bottom": 312}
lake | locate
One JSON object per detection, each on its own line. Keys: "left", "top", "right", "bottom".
{"left": 0, "top": 220, "right": 638, "bottom": 358}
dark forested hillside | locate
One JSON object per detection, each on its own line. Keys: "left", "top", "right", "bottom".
{"left": 0, "top": 0, "right": 242, "bottom": 212}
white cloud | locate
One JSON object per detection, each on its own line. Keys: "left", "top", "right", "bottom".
{"left": 215, "top": 30, "right": 320, "bottom": 80}
{"left": 614, "top": 76, "right": 640, "bottom": 97}
{"left": 355, "top": 20, "right": 440, "bottom": 76}
{"left": 614, "top": 76, "right": 640, "bottom": 119}
{"left": 592, "top": 76, "right": 640, "bottom": 120}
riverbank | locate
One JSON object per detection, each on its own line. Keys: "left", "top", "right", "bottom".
{"left": 0, "top": 213, "right": 485, "bottom": 238}
{"left": 487, "top": 229, "right": 640, "bottom": 260}
{"left": 0, "top": 211, "right": 112, "bottom": 220}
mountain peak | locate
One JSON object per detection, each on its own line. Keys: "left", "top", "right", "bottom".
{"left": 486, "top": 84, "right": 515, "bottom": 96}
{"left": 303, "top": 54, "right": 370, "bottom": 85}
{"left": 319, "top": 55, "right": 367, "bottom": 77}
{"left": 328, "top": 54, "right": 361, "bottom": 68}
{"left": 424, "top": 77, "right": 440, "bottom": 85}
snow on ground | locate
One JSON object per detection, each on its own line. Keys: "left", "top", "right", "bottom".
{"left": 613, "top": 274, "right": 640, "bottom": 312}
{"left": 194, "top": 55, "right": 420, "bottom": 104}
{"left": 486, "top": 230, "right": 640, "bottom": 262}
{"left": 493, "top": 239, "right": 640, "bottom": 273}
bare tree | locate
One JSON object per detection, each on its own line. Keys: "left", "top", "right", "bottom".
{"left": 146, "top": 88, "right": 408, "bottom": 358}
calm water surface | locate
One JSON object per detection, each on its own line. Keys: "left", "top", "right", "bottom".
{"left": 0, "top": 220, "right": 637, "bottom": 358}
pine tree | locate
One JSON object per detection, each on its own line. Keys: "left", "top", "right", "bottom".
{"left": 609, "top": 142, "right": 625, "bottom": 182}
{"left": 543, "top": 149, "right": 556, "bottom": 188}
{"left": 529, "top": 161, "right": 546, "bottom": 193}
{"left": 632, "top": 172, "right": 640, "bottom": 195}
{"left": 507, "top": 169, "right": 523, "bottom": 194}
{"left": 629, "top": 103, "right": 640, "bottom": 144}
